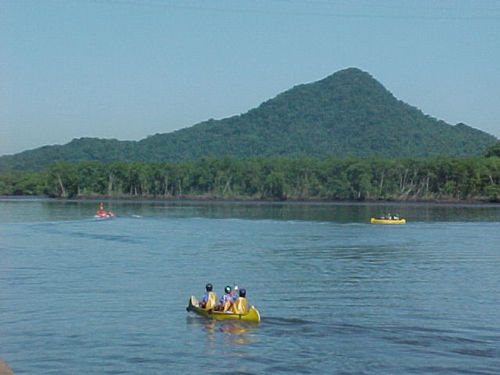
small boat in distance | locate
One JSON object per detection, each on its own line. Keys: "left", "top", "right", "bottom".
{"left": 186, "top": 296, "right": 261, "bottom": 323}
{"left": 95, "top": 202, "right": 116, "bottom": 218}
{"left": 370, "top": 214, "right": 406, "bottom": 224}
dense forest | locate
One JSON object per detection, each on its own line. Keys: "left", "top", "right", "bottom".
{"left": 2, "top": 143, "right": 499, "bottom": 202}
{"left": 1, "top": 68, "right": 497, "bottom": 173}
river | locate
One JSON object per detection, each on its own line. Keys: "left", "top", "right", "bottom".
{"left": 1, "top": 198, "right": 499, "bottom": 374}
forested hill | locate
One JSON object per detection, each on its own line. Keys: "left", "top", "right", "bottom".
{"left": 1, "top": 68, "right": 497, "bottom": 172}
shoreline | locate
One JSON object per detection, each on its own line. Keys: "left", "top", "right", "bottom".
{"left": 1, "top": 195, "right": 499, "bottom": 207}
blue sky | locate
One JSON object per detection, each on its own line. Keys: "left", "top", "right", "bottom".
{"left": 1, "top": 0, "right": 500, "bottom": 156}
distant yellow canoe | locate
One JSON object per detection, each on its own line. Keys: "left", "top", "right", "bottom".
{"left": 186, "top": 296, "right": 261, "bottom": 323}
{"left": 370, "top": 218, "right": 406, "bottom": 224}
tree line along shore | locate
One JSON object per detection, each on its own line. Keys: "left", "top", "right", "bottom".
{"left": 1, "top": 150, "right": 499, "bottom": 203}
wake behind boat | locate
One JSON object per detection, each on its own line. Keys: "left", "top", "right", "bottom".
{"left": 186, "top": 296, "right": 261, "bottom": 323}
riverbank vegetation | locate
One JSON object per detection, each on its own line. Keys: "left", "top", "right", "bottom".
{"left": 1, "top": 150, "right": 499, "bottom": 202}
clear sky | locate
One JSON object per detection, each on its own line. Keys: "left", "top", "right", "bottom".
{"left": 1, "top": 0, "right": 499, "bottom": 156}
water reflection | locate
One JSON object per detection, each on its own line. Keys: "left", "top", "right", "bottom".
{"left": 185, "top": 316, "right": 259, "bottom": 373}
{"left": 219, "top": 321, "right": 258, "bottom": 345}
{"left": 186, "top": 316, "right": 258, "bottom": 347}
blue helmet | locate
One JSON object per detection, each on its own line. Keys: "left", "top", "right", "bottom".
{"left": 239, "top": 288, "right": 246, "bottom": 297}
{"left": 205, "top": 283, "right": 213, "bottom": 291}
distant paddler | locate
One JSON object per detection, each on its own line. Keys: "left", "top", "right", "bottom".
{"left": 96, "top": 202, "right": 116, "bottom": 218}
{"left": 370, "top": 213, "right": 406, "bottom": 224}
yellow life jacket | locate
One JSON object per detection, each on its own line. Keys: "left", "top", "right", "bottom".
{"left": 232, "top": 297, "right": 248, "bottom": 314}
{"left": 205, "top": 291, "right": 217, "bottom": 310}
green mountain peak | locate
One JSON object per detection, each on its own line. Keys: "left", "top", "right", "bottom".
{"left": 0, "top": 67, "right": 497, "bottom": 172}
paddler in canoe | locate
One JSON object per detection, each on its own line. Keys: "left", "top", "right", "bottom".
{"left": 214, "top": 285, "right": 234, "bottom": 312}
{"left": 231, "top": 288, "right": 249, "bottom": 314}
{"left": 198, "top": 283, "right": 217, "bottom": 310}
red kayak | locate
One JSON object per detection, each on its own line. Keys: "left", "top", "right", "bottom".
{"left": 95, "top": 210, "right": 116, "bottom": 218}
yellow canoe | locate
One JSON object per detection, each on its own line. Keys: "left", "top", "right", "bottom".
{"left": 370, "top": 218, "right": 406, "bottom": 224}
{"left": 186, "top": 296, "right": 261, "bottom": 323}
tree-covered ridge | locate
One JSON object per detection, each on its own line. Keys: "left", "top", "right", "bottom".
{"left": 0, "top": 68, "right": 497, "bottom": 172}
{"left": 0, "top": 138, "right": 135, "bottom": 172}
{"left": 2, "top": 148, "right": 499, "bottom": 202}
{"left": 137, "top": 68, "right": 496, "bottom": 160}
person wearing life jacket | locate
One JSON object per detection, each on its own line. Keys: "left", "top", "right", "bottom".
{"left": 97, "top": 202, "right": 105, "bottom": 216}
{"left": 199, "top": 283, "right": 217, "bottom": 310}
{"left": 215, "top": 285, "right": 233, "bottom": 312}
{"left": 230, "top": 285, "right": 239, "bottom": 302}
{"left": 231, "top": 288, "right": 249, "bottom": 314}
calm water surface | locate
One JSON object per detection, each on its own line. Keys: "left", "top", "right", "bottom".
{"left": 1, "top": 199, "right": 499, "bottom": 374}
